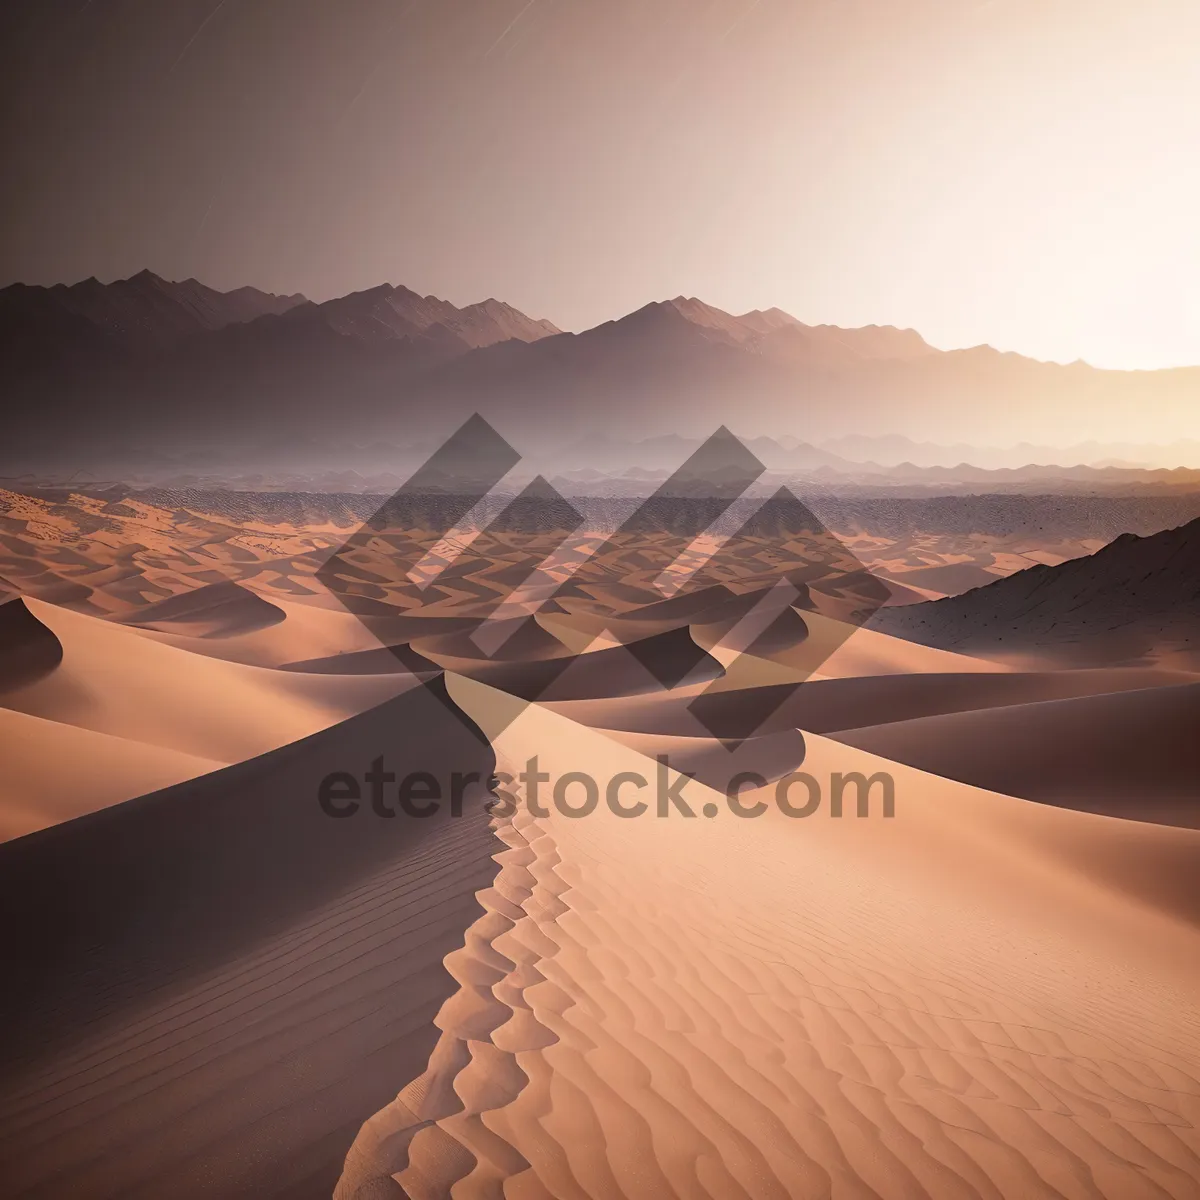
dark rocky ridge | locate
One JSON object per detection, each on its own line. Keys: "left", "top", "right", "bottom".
{"left": 874, "top": 515, "right": 1200, "bottom": 667}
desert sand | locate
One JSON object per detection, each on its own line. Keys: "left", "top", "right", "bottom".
{"left": 1, "top": 492, "right": 1198, "bottom": 1199}
{"left": 336, "top": 675, "right": 1200, "bottom": 1200}
{"left": 0, "top": 595, "right": 417, "bottom": 839}
{"left": 835, "top": 681, "right": 1200, "bottom": 827}
{"left": 0, "top": 679, "right": 501, "bottom": 1199}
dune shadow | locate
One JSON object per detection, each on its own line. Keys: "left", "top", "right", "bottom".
{"left": 0, "top": 597, "right": 64, "bottom": 692}
{"left": 0, "top": 675, "right": 502, "bottom": 1200}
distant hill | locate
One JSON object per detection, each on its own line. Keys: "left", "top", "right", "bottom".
{"left": 874, "top": 515, "right": 1200, "bottom": 669}
{"left": 0, "top": 270, "right": 305, "bottom": 359}
{"left": 297, "top": 283, "right": 560, "bottom": 350}
{"left": 2, "top": 276, "right": 1199, "bottom": 461}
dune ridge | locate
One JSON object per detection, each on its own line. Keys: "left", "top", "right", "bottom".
{"left": 0, "top": 679, "right": 502, "bottom": 1200}
{"left": 336, "top": 680, "right": 1200, "bottom": 1200}
{"left": 3, "top": 598, "right": 415, "bottom": 766}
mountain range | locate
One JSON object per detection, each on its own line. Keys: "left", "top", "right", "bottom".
{"left": 2, "top": 272, "right": 1198, "bottom": 462}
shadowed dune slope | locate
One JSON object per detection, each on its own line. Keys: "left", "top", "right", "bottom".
{"left": 436, "top": 624, "right": 725, "bottom": 702}
{"left": 413, "top": 616, "right": 572, "bottom": 664}
{"left": 0, "top": 678, "right": 501, "bottom": 1200}
{"left": 279, "top": 642, "right": 443, "bottom": 676}
{"left": 545, "top": 664, "right": 1193, "bottom": 739}
{"left": 834, "top": 681, "right": 1200, "bottom": 827}
{"left": 119, "top": 579, "right": 287, "bottom": 638}
{"left": 0, "top": 597, "right": 63, "bottom": 691}
{"left": 129, "top": 594, "right": 391, "bottom": 668}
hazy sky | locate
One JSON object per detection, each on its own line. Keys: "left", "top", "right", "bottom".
{"left": 3, "top": 0, "right": 1199, "bottom": 369}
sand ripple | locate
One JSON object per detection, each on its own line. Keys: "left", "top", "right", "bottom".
{"left": 337, "top": 686, "right": 1200, "bottom": 1200}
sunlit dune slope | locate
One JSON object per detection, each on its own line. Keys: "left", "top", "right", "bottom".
{"left": 337, "top": 677, "right": 1200, "bottom": 1200}
{"left": 0, "top": 707, "right": 223, "bottom": 842}
{"left": 129, "top": 589, "right": 390, "bottom": 667}
{"left": 119, "top": 579, "right": 287, "bottom": 637}
{"left": 3, "top": 598, "right": 415, "bottom": 763}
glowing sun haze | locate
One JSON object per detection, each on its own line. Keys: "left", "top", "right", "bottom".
{"left": 2, "top": 0, "right": 1198, "bottom": 372}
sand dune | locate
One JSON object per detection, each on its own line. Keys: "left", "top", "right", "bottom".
{"left": 281, "top": 642, "right": 443, "bottom": 676}
{"left": 0, "top": 707, "right": 223, "bottom": 842}
{"left": 486, "top": 608, "right": 997, "bottom": 705}
{"left": 802, "top": 610, "right": 1011, "bottom": 678}
{"left": 876, "top": 561, "right": 1002, "bottom": 596}
{"left": 835, "top": 681, "right": 1200, "bottom": 827}
{"left": 0, "top": 680, "right": 500, "bottom": 1200}
{"left": 0, "top": 596, "right": 431, "bottom": 841}
{"left": 576, "top": 582, "right": 744, "bottom": 625}
{"left": 600, "top": 726, "right": 810, "bottom": 789}
{"left": 877, "top": 575, "right": 946, "bottom": 605}
{"left": 0, "top": 485, "right": 1148, "bottom": 634}
{"left": 0, "top": 597, "right": 63, "bottom": 690}
{"left": 4, "top": 486, "right": 1199, "bottom": 1200}
{"left": 133, "top": 591, "right": 392, "bottom": 668}
{"left": 543, "top": 663, "right": 1188, "bottom": 743}
{"left": 2, "top": 598, "right": 416, "bottom": 764}
{"left": 0, "top": 487, "right": 351, "bottom": 620}
{"left": 413, "top": 616, "right": 574, "bottom": 665}
{"left": 337, "top": 680, "right": 1200, "bottom": 1200}
{"left": 401, "top": 623, "right": 725, "bottom": 704}
{"left": 702, "top": 664, "right": 1196, "bottom": 735}
{"left": 120, "top": 579, "right": 287, "bottom": 638}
